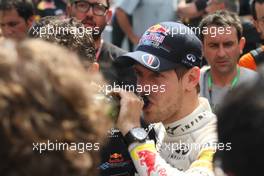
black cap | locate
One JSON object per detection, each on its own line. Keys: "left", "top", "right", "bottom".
{"left": 116, "top": 22, "right": 203, "bottom": 72}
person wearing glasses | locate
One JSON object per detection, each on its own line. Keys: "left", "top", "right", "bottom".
{"left": 67, "top": 0, "right": 136, "bottom": 87}
{"left": 67, "top": 1, "right": 137, "bottom": 176}
{"left": 239, "top": 0, "right": 264, "bottom": 71}
{"left": 0, "top": 0, "right": 35, "bottom": 41}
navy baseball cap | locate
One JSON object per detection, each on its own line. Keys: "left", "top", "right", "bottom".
{"left": 116, "top": 22, "right": 203, "bottom": 72}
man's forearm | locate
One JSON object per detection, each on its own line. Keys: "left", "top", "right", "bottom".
{"left": 115, "top": 8, "right": 139, "bottom": 44}
{"left": 177, "top": 0, "right": 207, "bottom": 19}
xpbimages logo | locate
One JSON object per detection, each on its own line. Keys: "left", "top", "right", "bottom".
{"left": 158, "top": 141, "right": 232, "bottom": 154}
{"left": 30, "top": 25, "right": 100, "bottom": 38}
{"left": 32, "top": 140, "right": 100, "bottom": 154}
{"left": 154, "top": 25, "right": 232, "bottom": 38}
{"left": 97, "top": 82, "right": 166, "bottom": 95}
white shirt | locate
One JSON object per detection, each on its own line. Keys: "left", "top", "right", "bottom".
{"left": 129, "top": 97, "right": 217, "bottom": 176}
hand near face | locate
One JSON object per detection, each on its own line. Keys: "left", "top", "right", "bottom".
{"left": 115, "top": 90, "right": 144, "bottom": 135}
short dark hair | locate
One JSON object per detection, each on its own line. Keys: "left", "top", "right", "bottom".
{"left": 0, "top": 0, "right": 34, "bottom": 21}
{"left": 28, "top": 16, "right": 96, "bottom": 66}
{"left": 215, "top": 65, "right": 264, "bottom": 176}
{"left": 251, "top": 0, "right": 264, "bottom": 20}
{"left": 199, "top": 10, "right": 243, "bottom": 42}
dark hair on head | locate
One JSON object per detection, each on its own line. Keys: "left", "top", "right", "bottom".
{"left": 0, "top": 0, "right": 34, "bottom": 21}
{"left": 250, "top": 0, "right": 264, "bottom": 20}
{"left": 28, "top": 16, "right": 96, "bottom": 67}
{"left": 215, "top": 64, "right": 264, "bottom": 176}
{"left": 199, "top": 10, "right": 243, "bottom": 41}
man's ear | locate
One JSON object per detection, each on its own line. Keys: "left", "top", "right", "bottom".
{"left": 183, "top": 67, "right": 200, "bottom": 92}
{"left": 26, "top": 16, "right": 35, "bottom": 28}
{"left": 202, "top": 43, "right": 209, "bottom": 64}
{"left": 105, "top": 9, "right": 112, "bottom": 24}
{"left": 88, "top": 62, "right": 99, "bottom": 73}
{"left": 239, "top": 37, "right": 246, "bottom": 55}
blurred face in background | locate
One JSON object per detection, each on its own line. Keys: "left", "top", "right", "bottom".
{"left": 0, "top": 28, "right": 3, "bottom": 40}
{"left": 68, "top": 0, "right": 112, "bottom": 40}
{"left": 0, "top": 8, "right": 33, "bottom": 40}
{"left": 254, "top": 2, "right": 264, "bottom": 40}
{"left": 203, "top": 26, "right": 245, "bottom": 75}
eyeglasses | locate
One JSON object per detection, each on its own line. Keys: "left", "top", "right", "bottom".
{"left": 74, "top": 1, "right": 109, "bottom": 16}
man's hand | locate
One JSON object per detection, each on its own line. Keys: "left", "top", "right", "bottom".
{"left": 115, "top": 90, "right": 144, "bottom": 135}
{"left": 115, "top": 8, "right": 140, "bottom": 46}
{"left": 130, "top": 34, "right": 140, "bottom": 45}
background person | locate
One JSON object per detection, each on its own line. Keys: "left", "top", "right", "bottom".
{"left": 67, "top": 1, "right": 137, "bottom": 175}
{"left": 35, "top": 0, "right": 67, "bottom": 18}
{"left": 67, "top": 0, "right": 136, "bottom": 87}
{"left": 199, "top": 10, "right": 257, "bottom": 111}
{"left": 115, "top": 0, "right": 176, "bottom": 47}
{"left": 214, "top": 64, "right": 264, "bottom": 176}
{"left": 0, "top": 28, "right": 3, "bottom": 41}
{"left": 239, "top": 0, "right": 264, "bottom": 70}
{"left": 0, "top": 0, "right": 35, "bottom": 40}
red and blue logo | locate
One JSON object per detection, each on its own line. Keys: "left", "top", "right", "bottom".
{"left": 142, "top": 54, "right": 160, "bottom": 70}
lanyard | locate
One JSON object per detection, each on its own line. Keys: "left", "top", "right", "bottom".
{"left": 95, "top": 39, "right": 103, "bottom": 61}
{"left": 207, "top": 67, "right": 240, "bottom": 107}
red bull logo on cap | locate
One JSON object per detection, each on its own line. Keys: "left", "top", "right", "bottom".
{"left": 139, "top": 24, "right": 169, "bottom": 48}
{"left": 147, "top": 24, "right": 169, "bottom": 35}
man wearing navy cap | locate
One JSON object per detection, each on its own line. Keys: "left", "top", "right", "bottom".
{"left": 115, "top": 22, "right": 217, "bottom": 176}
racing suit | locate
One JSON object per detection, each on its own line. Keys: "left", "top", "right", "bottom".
{"left": 129, "top": 97, "right": 217, "bottom": 176}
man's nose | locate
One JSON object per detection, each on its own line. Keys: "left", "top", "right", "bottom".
{"left": 85, "top": 6, "right": 94, "bottom": 17}
{"left": 216, "top": 45, "right": 226, "bottom": 58}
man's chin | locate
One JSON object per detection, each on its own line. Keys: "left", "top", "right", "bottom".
{"left": 143, "top": 112, "right": 159, "bottom": 124}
